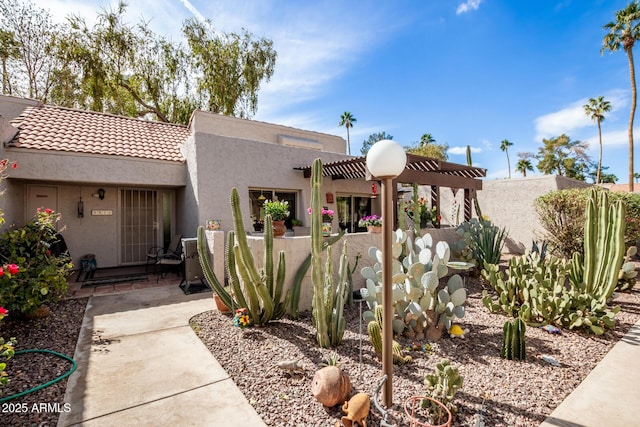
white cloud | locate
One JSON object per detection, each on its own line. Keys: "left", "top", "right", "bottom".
{"left": 449, "top": 146, "right": 481, "bottom": 155}
{"left": 456, "top": 0, "right": 482, "bottom": 15}
{"left": 534, "top": 90, "right": 628, "bottom": 141}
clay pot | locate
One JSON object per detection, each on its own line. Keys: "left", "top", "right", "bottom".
{"left": 213, "top": 294, "right": 230, "bottom": 313}
{"left": 311, "top": 366, "right": 351, "bottom": 407}
{"left": 272, "top": 220, "right": 286, "bottom": 238}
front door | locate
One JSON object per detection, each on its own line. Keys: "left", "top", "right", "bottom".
{"left": 120, "top": 189, "right": 158, "bottom": 264}
{"left": 27, "top": 185, "right": 58, "bottom": 222}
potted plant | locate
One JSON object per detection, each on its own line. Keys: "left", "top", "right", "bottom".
{"left": 359, "top": 215, "right": 382, "bottom": 233}
{"left": 308, "top": 206, "right": 335, "bottom": 236}
{"left": 263, "top": 199, "right": 290, "bottom": 237}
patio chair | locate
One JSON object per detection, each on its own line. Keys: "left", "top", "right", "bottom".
{"left": 146, "top": 235, "right": 182, "bottom": 271}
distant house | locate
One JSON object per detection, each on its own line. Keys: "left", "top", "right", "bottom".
{"left": 0, "top": 95, "right": 369, "bottom": 269}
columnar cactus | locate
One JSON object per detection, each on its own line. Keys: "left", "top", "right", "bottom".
{"left": 310, "top": 158, "right": 350, "bottom": 347}
{"left": 501, "top": 318, "right": 526, "bottom": 361}
{"left": 572, "top": 187, "right": 626, "bottom": 300}
{"left": 196, "top": 187, "right": 290, "bottom": 326}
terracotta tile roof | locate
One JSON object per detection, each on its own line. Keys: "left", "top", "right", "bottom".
{"left": 7, "top": 104, "right": 189, "bottom": 162}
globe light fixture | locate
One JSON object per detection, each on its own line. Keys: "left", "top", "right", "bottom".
{"left": 365, "top": 139, "right": 407, "bottom": 408}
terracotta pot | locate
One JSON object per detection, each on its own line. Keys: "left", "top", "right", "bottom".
{"left": 213, "top": 294, "right": 230, "bottom": 313}
{"left": 367, "top": 225, "right": 381, "bottom": 233}
{"left": 272, "top": 220, "right": 286, "bottom": 237}
{"left": 311, "top": 366, "right": 351, "bottom": 407}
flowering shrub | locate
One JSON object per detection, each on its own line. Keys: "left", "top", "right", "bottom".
{"left": 0, "top": 306, "right": 16, "bottom": 393}
{"left": 0, "top": 208, "right": 72, "bottom": 315}
{"left": 307, "top": 206, "right": 334, "bottom": 222}
{"left": 358, "top": 215, "right": 382, "bottom": 227}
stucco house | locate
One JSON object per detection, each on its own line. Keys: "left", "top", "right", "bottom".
{"left": 0, "top": 94, "right": 373, "bottom": 269}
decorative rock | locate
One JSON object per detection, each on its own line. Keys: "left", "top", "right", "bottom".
{"left": 311, "top": 366, "right": 351, "bottom": 407}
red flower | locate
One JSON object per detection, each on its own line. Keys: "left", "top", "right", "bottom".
{"left": 11, "top": 162, "right": 17, "bottom": 169}
{"left": 0, "top": 267, "right": 4, "bottom": 277}
{"left": 44, "top": 208, "right": 53, "bottom": 214}
{"left": 0, "top": 307, "right": 7, "bottom": 316}
{"left": 7, "top": 264, "right": 19, "bottom": 275}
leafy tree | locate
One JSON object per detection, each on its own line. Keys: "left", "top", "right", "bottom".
{"left": 584, "top": 96, "right": 612, "bottom": 184}
{"left": 635, "top": 172, "right": 640, "bottom": 182}
{"left": 0, "top": 0, "right": 64, "bottom": 99}
{"left": 587, "top": 163, "right": 618, "bottom": 183}
{"left": 405, "top": 133, "right": 448, "bottom": 160}
{"left": 183, "top": 17, "right": 276, "bottom": 119}
{"left": 500, "top": 139, "right": 514, "bottom": 178}
{"left": 602, "top": 1, "right": 640, "bottom": 191}
{"left": 536, "top": 134, "right": 591, "bottom": 180}
{"left": 0, "top": 30, "right": 20, "bottom": 94}
{"left": 2, "top": 0, "right": 276, "bottom": 125}
{"left": 338, "top": 111, "right": 356, "bottom": 155}
{"left": 515, "top": 158, "right": 534, "bottom": 177}
{"left": 360, "top": 131, "right": 393, "bottom": 155}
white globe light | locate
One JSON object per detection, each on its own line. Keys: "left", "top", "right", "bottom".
{"left": 366, "top": 139, "right": 407, "bottom": 178}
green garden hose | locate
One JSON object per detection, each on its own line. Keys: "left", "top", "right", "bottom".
{"left": 0, "top": 349, "right": 76, "bottom": 402}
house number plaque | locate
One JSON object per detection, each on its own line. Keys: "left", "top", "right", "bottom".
{"left": 91, "top": 209, "right": 113, "bottom": 216}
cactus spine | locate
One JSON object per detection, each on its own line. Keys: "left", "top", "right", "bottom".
{"left": 367, "top": 305, "right": 412, "bottom": 365}
{"left": 310, "top": 158, "right": 349, "bottom": 347}
{"left": 501, "top": 318, "right": 526, "bottom": 361}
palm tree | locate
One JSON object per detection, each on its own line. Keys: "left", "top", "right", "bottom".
{"left": 516, "top": 159, "right": 534, "bottom": 177}
{"left": 602, "top": 1, "right": 640, "bottom": 192}
{"left": 500, "top": 139, "right": 514, "bottom": 178}
{"left": 338, "top": 112, "right": 356, "bottom": 155}
{"left": 584, "top": 96, "right": 612, "bottom": 184}
{"left": 420, "top": 133, "right": 435, "bottom": 146}
{"left": 634, "top": 171, "right": 640, "bottom": 182}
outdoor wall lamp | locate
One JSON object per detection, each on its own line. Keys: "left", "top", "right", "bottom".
{"left": 365, "top": 139, "right": 406, "bottom": 408}
{"left": 97, "top": 188, "right": 105, "bottom": 200}
{"left": 77, "top": 197, "right": 84, "bottom": 218}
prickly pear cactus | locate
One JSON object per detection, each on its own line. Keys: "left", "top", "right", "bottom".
{"left": 359, "top": 229, "right": 466, "bottom": 340}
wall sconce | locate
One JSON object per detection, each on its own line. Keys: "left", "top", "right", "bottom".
{"left": 77, "top": 197, "right": 84, "bottom": 218}
{"left": 97, "top": 188, "right": 105, "bottom": 200}
{"left": 370, "top": 182, "right": 378, "bottom": 199}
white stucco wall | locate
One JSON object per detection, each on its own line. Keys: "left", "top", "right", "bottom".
{"left": 204, "top": 227, "right": 461, "bottom": 312}
{"left": 180, "top": 129, "right": 370, "bottom": 240}
{"left": 190, "top": 110, "right": 345, "bottom": 154}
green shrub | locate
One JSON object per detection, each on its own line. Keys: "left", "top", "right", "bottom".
{"left": 0, "top": 208, "right": 72, "bottom": 315}
{"left": 535, "top": 188, "right": 640, "bottom": 259}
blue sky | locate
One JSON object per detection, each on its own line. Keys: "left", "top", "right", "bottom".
{"left": 33, "top": 0, "right": 638, "bottom": 181}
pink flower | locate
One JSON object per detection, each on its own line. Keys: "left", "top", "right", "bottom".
{"left": 7, "top": 264, "right": 19, "bottom": 275}
{"left": 0, "top": 267, "right": 3, "bottom": 277}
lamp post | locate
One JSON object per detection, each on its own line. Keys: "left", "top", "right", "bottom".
{"left": 365, "top": 139, "right": 407, "bottom": 408}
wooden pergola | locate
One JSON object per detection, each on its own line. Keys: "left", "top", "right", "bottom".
{"left": 295, "top": 153, "right": 487, "bottom": 225}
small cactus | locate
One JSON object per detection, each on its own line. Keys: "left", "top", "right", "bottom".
{"left": 367, "top": 306, "right": 412, "bottom": 365}
{"left": 423, "top": 358, "right": 463, "bottom": 416}
{"left": 501, "top": 318, "right": 526, "bottom": 361}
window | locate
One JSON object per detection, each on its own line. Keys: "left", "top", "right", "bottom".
{"left": 248, "top": 189, "right": 297, "bottom": 231}
{"left": 337, "top": 194, "right": 372, "bottom": 233}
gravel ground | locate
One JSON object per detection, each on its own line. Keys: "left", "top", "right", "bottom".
{"left": 192, "top": 272, "right": 640, "bottom": 427}
{"left": 0, "top": 265, "right": 638, "bottom": 427}
{"left": 0, "top": 298, "right": 88, "bottom": 427}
